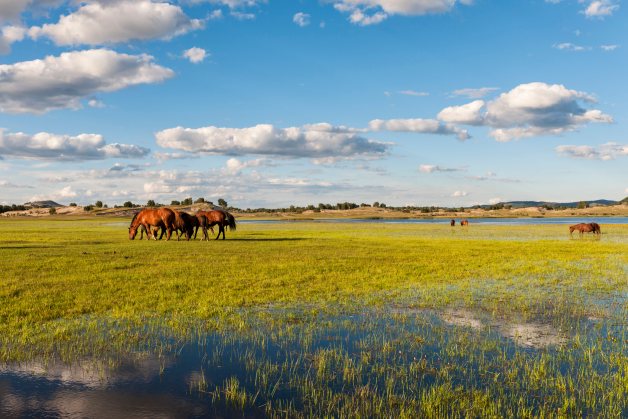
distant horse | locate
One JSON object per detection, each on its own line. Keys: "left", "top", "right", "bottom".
{"left": 196, "top": 210, "right": 237, "bottom": 240}
{"left": 450, "top": 220, "right": 455, "bottom": 226}
{"left": 570, "top": 222, "right": 601, "bottom": 236}
{"left": 128, "top": 208, "right": 176, "bottom": 241}
{"left": 461, "top": 220, "right": 469, "bottom": 226}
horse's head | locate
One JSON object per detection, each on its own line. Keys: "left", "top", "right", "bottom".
{"left": 569, "top": 226, "right": 575, "bottom": 233}
{"left": 129, "top": 225, "right": 138, "bottom": 240}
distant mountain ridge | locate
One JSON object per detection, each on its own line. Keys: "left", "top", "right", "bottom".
{"left": 499, "top": 199, "right": 618, "bottom": 208}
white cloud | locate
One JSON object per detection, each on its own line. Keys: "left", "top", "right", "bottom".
{"left": 417, "top": 165, "right": 466, "bottom": 173}
{"left": 398, "top": 90, "right": 428, "bottom": 96}
{"left": 88, "top": 100, "right": 105, "bottom": 108}
{"left": 209, "top": 9, "right": 223, "bottom": 19}
{"left": 575, "top": 30, "right": 581, "bottom": 35}
{"left": 437, "top": 82, "right": 613, "bottom": 142}
{"left": 31, "top": 186, "right": 87, "bottom": 203}
{"left": 152, "top": 151, "right": 200, "bottom": 160}
{"left": 451, "top": 191, "right": 468, "bottom": 197}
{"left": 28, "top": 1, "right": 204, "bottom": 46}
{"left": 0, "top": 130, "right": 150, "bottom": 161}
{"left": 320, "top": 21, "right": 326, "bottom": 28}
{"left": 449, "top": 87, "right": 499, "bottom": 98}
{"left": 293, "top": 12, "right": 310, "bottom": 27}
{"left": 486, "top": 171, "right": 496, "bottom": 176}
{"left": 302, "top": 122, "right": 369, "bottom": 133}
{"left": 553, "top": 43, "right": 592, "bottom": 51}
{"left": 155, "top": 124, "right": 394, "bottom": 159}
{"left": 555, "top": 143, "right": 628, "bottom": 160}
{"left": 601, "top": 45, "right": 619, "bottom": 50}
{"left": 331, "top": 0, "right": 474, "bottom": 17}
{"left": 384, "top": 91, "right": 391, "bottom": 97}
{"left": 222, "top": 157, "right": 275, "bottom": 175}
{"left": 0, "top": 25, "right": 26, "bottom": 54}
{"left": 0, "top": 49, "right": 175, "bottom": 114}
{"left": 579, "top": 0, "right": 619, "bottom": 19}
{"left": 488, "top": 198, "right": 501, "bottom": 204}
{"left": 230, "top": 11, "right": 255, "bottom": 19}
{"left": 183, "top": 47, "right": 208, "bottom": 63}
{"left": 0, "top": 0, "right": 64, "bottom": 24}
{"left": 0, "top": 180, "right": 32, "bottom": 188}
{"left": 369, "top": 118, "right": 470, "bottom": 141}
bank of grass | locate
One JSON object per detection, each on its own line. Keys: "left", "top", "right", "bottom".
{"left": 1, "top": 219, "right": 627, "bottom": 331}
{"left": 3, "top": 219, "right": 628, "bottom": 417}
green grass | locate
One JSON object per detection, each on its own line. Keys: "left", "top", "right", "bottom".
{"left": 2, "top": 219, "right": 628, "bottom": 417}
{"left": 1, "top": 219, "right": 626, "bottom": 330}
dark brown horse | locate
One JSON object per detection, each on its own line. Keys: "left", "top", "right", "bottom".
{"left": 128, "top": 208, "right": 176, "bottom": 240}
{"left": 196, "top": 210, "right": 236, "bottom": 240}
{"left": 450, "top": 219, "right": 455, "bottom": 226}
{"left": 570, "top": 222, "right": 601, "bottom": 236}
{"left": 461, "top": 220, "right": 469, "bottom": 226}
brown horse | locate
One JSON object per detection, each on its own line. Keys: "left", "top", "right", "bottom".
{"left": 450, "top": 219, "right": 455, "bottom": 226}
{"left": 196, "top": 209, "right": 236, "bottom": 240}
{"left": 128, "top": 208, "right": 176, "bottom": 240}
{"left": 461, "top": 220, "right": 469, "bottom": 226}
{"left": 569, "top": 222, "right": 601, "bottom": 236}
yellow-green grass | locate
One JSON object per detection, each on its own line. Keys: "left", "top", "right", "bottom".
{"left": 1, "top": 219, "right": 626, "bottom": 331}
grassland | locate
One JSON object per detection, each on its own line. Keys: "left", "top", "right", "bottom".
{"left": 1, "top": 219, "right": 628, "bottom": 417}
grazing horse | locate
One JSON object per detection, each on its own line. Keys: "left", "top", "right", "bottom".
{"left": 461, "top": 220, "right": 469, "bottom": 226}
{"left": 450, "top": 220, "right": 455, "bottom": 226}
{"left": 570, "top": 222, "right": 601, "bottom": 236}
{"left": 196, "top": 209, "right": 237, "bottom": 240}
{"left": 128, "top": 208, "right": 176, "bottom": 241}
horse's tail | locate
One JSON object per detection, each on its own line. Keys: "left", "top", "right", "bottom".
{"left": 225, "top": 211, "right": 237, "bottom": 231}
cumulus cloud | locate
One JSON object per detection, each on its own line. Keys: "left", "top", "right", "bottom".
{"left": 230, "top": 11, "right": 255, "bottom": 19}
{"left": 369, "top": 118, "right": 470, "bottom": 141}
{"left": 0, "top": 0, "right": 63, "bottom": 24}
{"left": 555, "top": 143, "right": 628, "bottom": 160}
{"left": 0, "top": 180, "right": 32, "bottom": 188}
{"left": 449, "top": 87, "right": 499, "bottom": 99}
{"left": 152, "top": 151, "right": 200, "bottom": 161}
{"left": 31, "top": 186, "right": 91, "bottom": 203}
{"left": 331, "top": 0, "right": 474, "bottom": 21}
{"left": 0, "top": 25, "right": 26, "bottom": 54}
{"left": 579, "top": 0, "right": 619, "bottom": 18}
{"left": 155, "top": 124, "right": 394, "bottom": 159}
{"left": 0, "top": 49, "right": 175, "bottom": 114}
{"left": 183, "top": 47, "right": 208, "bottom": 63}
{"left": 88, "top": 100, "right": 105, "bottom": 108}
{"left": 27, "top": 1, "right": 204, "bottom": 46}
{"left": 416, "top": 165, "right": 466, "bottom": 173}
{"left": 293, "top": 12, "right": 310, "bottom": 26}
{"left": 302, "top": 122, "right": 369, "bottom": 133}
{"left": 0, "top": 130, "right": 150, "bottom": 161}
{"left": 451, "top": 191, "right": 468, "bottom": 197}
{"left": 437, "top": 82, "right": 613, "bottom": 142}
{"left": 222, "top": 157, "right": 275, "bottom": 175}
{"left": 601, "top": 45, "right": 619, "bottom": 50}
{"left": 488, "top": 198, "right": 501, "bottom": 204}
{"left": 553, "top": 43, "right": 592, "bottom": 51}
{"left": 398, "top": 90, "right": 428, "bottom": 96}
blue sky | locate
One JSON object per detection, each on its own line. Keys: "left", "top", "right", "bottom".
{"left": 0, "top": 0, "right": 625, "bottom": 208}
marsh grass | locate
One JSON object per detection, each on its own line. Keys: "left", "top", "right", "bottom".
{"left": 1, "top": 219, "right": 628, "bottom": 417}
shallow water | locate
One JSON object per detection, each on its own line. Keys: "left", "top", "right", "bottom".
{"left": 2, "top": 302, "right": 626, "bottom": 418}
{"left": 238, "top": 216, "right": 628, "bottom": 225}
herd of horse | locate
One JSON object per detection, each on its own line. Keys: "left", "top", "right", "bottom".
{"left": 451, "top": 219, "right": 601, "bottom": 236}
{"left": 128, "top": 207, "right": 236, "bottom": 241}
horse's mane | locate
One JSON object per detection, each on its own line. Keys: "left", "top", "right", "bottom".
{"left": 129, "top": 209, "right": 143, "bottom": 225}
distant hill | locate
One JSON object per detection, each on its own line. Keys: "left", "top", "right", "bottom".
{"left": 497, "top": 199, "right": 617, "bottom": 208}
{"left": 25, "top": 200, "right": 63, "bottom": 207}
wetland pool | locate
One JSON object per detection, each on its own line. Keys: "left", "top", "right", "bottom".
{"left": 2, "top": 301, "right": 627, "bottom": 418}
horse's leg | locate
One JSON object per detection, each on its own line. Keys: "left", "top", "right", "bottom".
{"left": 215, "top": 224, "right": 221, "bottom": 240}
{"left": 221, "top": 223, "right": 226, "bottom": 240}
